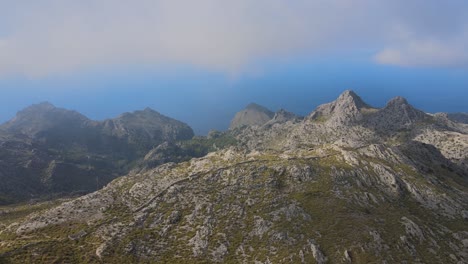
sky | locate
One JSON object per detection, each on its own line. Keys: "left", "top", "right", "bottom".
{"left": 0, "top": 0, "right": 467, "bottom": 134}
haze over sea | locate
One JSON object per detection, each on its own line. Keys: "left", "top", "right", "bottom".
{"left": 1, "top": 1, "right": 467, "bottom": 134}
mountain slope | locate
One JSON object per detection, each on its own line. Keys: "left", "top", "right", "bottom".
{"left": 1, "top": 145, "right": 466, "bottom": 263}
{"left": 0, "top": 104, "right": 194, "bottom": 204}
{"left": 447, "top": 113, "right": 468, "bottom": 124}
{"left": 0, "top": 91, "right": 467, "bottom": 263}
{"left": 1, "top": 102, "right": 89, "bottom": 138}
{"left": 366, "top": 96, "right": 432, "bottom": 133}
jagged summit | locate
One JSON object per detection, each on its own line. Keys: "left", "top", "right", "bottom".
{"left": 336, "top": 89, "right": 370, "bottom": 109}
{"left": 386, "top": 96, "right": 409, "bottom": 107}
{"left": 382, "top": 96, "right": 427, "bottom": 120}
{"left": 366, "top": 96, "right": 430, "bottom": 132}
{"left": 308, "top": 90, "right": 374, "bottom": 125}
{"left": 230, "top": 103, "right": 274, "bottom": 129}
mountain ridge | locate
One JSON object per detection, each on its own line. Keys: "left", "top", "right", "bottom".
{"left": 0, "top": 90, "right": 467, "bottom": 263}
{"left": 0, "top": 103, "right": 194, "bottom": 204}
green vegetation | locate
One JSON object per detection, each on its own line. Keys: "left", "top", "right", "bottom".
{"left": 0, "top": 145, "right": 466, "bottom": 263}
{"left": 140, "top": 132, "right": 238, "bottom": 169}
{"left": 179, "top": 132, "right": 238, "bottom": 157}
{"left": 0, "top": 199, "right": 70, "bottom": 225}
{"left": 311, "top": 115, "right": 328, "bottom": 123}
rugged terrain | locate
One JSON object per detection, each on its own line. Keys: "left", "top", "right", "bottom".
{"left": 0, "top": 103, "right": 194, "bottom": 204}
{"left": 0, "top": 91, "right": 467, "bottom": 263}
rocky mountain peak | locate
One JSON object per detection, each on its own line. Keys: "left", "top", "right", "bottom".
{"left": 336, "top": 89, "right": 369, "bottom": 109}
{"left": 382, "top": 96, "right": 421, "bottom": 115}
{"left": 308, "top": 90, "right": 373, "bottom": 125}
{"left": 386, "top": 96, "right": 409, "bottom": 107}
{"left": 12, "top": 102, "right": 55, "bottom": 118}
{"left": 10, "top": 101, "right": 84, "bottom": 119}
{"left": 230, "top": 103, "right": 274, "bottom": 129}
{"left": 106, "top": 108, "right": 194, "bottom": 143}
{"left": 1, "top": 102, "right": 89, "bottom": 137}
{"left": 366, "top": 96, "right": 430, "bottom": 132}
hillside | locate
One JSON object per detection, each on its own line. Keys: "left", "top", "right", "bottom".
{"left": 0, "top": 91, "right": 467, "bottom": 263}
{"left": 0, "top": 104, "right": 194, "bottom": 204}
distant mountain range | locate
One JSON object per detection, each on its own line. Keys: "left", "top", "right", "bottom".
{"left": 0, "top": 90, "right": 467, "bottom": 263}
{"left": 0, "top": 103, "right": 193, "bottom": 204}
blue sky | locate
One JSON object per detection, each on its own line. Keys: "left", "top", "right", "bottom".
{"left": 1, "top": 1, "right": 467, "bottom": 134}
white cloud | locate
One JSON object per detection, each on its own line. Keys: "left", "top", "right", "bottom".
{"left": 375, "top": 38, "right": 468, "bottom": 67}
{"left": 0, "top": 0, "right": 467, "bottom": 77}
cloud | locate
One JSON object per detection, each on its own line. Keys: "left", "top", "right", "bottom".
{"left": 374, "top": 38, "right": 468, "bottom": 68}
{"left": 0, "top": 0, "right": 467, "bottom": 77}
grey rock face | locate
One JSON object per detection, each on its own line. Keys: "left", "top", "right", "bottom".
{"left": 308, "top": 90, "right": 375, "bottom": 126}
{"left": 366, "top": 96, "right": 430, "bottom": 132}
{"left": 230, "top": 103, "right": 274, "bottom": 129}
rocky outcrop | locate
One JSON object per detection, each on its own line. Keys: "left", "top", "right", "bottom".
{"left": 366, "top": 96, "right": 430, "bottom": 132}
{"left": 308, "top": 90, "right": 375, "bottom": 126}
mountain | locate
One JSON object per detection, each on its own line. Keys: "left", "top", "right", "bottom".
{"left": 1, "top": 102, "right": 88, "bottom": 135}
{"left": 366, "top": 96, "right": 431, "bottom": 133}
{"left": 308, "top": 90, "right": 375, "bottom": 126}
{"left": 1, "top": 102, "right": 94, "bottom": 149}
{"left": 0, "top": 103, "right": 194, "bottom": 204}
{"left": 230, "top": 103, "right": 275, "bottom": 129}
{"left": 0, "top": 91, "right": 467, "bottom": 263}
{"left": 101, "top": 107, "right": 194, "bottom": 144}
